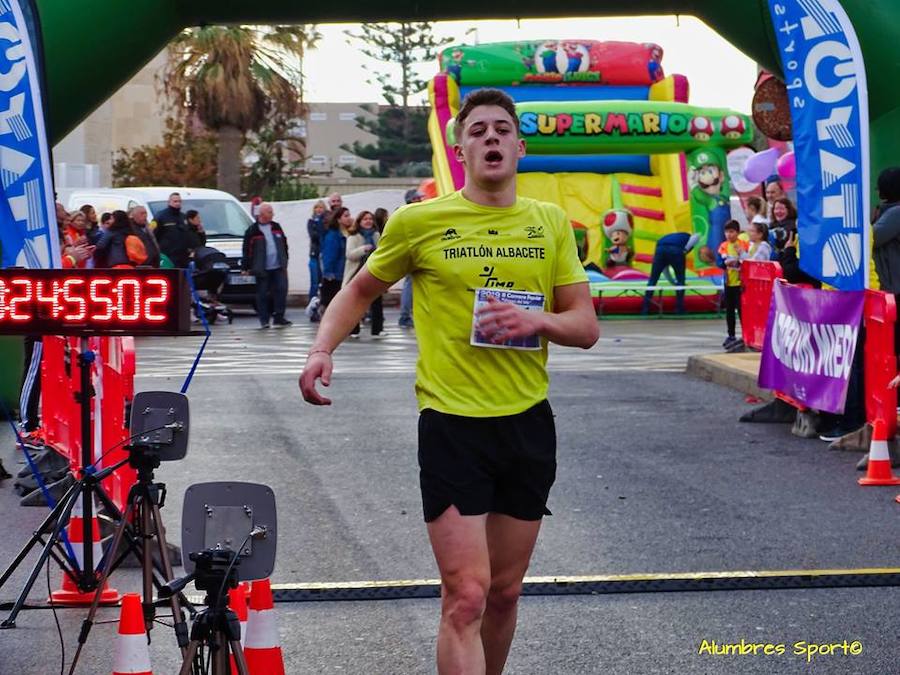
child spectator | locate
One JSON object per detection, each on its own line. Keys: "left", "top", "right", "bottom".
{"left": 741, "top": 220, "right": 772, "bottom": 261}
{"left": 718, "top": 219, "right": 749, "bottom": 350}
{"left": 744, "top": 196, "right": 768, "bottom": 225}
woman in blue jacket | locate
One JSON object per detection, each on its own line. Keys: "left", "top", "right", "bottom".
{"left": 320, "top": 206, "right": 351, "bottom": 308}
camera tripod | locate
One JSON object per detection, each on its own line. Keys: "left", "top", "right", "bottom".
{"left": 67, "top": 446, "right": 192, "bottom": 673}
{"left": 164, "top": 550, "right": 250, "bottom": 675}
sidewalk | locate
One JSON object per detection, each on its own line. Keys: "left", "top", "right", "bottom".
{"left": 686, "top": 350, "right": 772, "bottom": 400}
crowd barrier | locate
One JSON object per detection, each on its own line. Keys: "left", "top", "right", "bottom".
{"left": 42, "top": 335, "right": 136, "bottom": 510}
{"left": 739, "top": 265, "right": 898, "bottom": 431}
{"left": 739, "top": 260, "right": 783, "bottom": 351}
{"left": 863, "top": 290, "right": 897, "bottom": 437}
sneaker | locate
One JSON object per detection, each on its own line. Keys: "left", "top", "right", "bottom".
{"left": 372, "top": 331, "right": 387, "bottom": 339}
{"left": 398, "top": 318, "right": 414, "bottom": 328}
{"left": 273, "top": 318, "right": 293, "bottom": 327}
{"left": 722, "top": 336, "right": 737, "bottom": 349}
{"left": 725, "top": 338, "right": 745, "bottom": 353}
{"left": 258, "top": 323, "right": 270, "bottom": 330}
{"left": 818, "top": 424, "right": 863, "bottom": 442}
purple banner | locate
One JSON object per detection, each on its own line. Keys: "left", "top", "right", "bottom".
{"left": 758, "top": 283, "right": 864, "bottom": 413}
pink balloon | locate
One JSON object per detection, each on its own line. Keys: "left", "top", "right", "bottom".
{"left": 742, "top": 148, "right": 780, "bottom": 184}
{"left": 776, "top": 151, "right": 796, "bottom": 179}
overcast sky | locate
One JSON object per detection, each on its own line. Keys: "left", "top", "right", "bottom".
{"left": 302, "top": 16, "right": 758, "bottom": 113}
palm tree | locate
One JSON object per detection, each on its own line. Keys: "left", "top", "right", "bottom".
{"left": 162, "top": 25, "right": 320, "bottom": 196}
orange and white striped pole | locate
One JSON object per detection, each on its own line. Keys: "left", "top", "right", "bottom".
{"left": 229, "top": 582, "right": 250, "bottom": 674}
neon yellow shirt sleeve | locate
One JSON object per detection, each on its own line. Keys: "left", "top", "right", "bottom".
{"left": 366, "top": 209, "right": 412, "bottom": 283}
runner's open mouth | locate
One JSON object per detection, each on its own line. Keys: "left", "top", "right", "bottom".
{"left": 485, "top": 150, "right": 503, "bottom": 163}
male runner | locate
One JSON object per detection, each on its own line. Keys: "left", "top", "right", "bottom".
{"left": 299, "top": 88, "right": 599, "bottom": 674}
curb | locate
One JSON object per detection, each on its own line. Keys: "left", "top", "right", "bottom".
{"left": 686, "top": 352, "right": 772, "bottom": 400}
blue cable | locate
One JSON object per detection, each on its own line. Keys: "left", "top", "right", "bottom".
{"left": 181, "top": 263, "right": 212, "bottom": 394}
{"left": 0, "top": 396, "right": 79, "bottom": 567}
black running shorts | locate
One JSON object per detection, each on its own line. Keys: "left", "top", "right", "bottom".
{"left": 417, "top": 400, "right": 557, "bottom": 522}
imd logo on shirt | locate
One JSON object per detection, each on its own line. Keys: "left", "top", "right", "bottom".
{"left": 525, "top": 225, "right": 545, "bottom": 239}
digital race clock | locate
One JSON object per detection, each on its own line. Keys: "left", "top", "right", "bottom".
{"left": 0, "top": 268, "right": 192, "bottom": 336}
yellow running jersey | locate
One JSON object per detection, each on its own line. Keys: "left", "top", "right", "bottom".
{"left": 366, "top": 190, "right": 588, "bottom": 417}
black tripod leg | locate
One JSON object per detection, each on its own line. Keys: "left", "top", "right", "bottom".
{"left": 66, "top": 499, "right": 135, "bottom": 675}
{"left": 1, "top": 480, "right": 82, "bottom": 628}
{"left": 149, "top": 498, "right": 189, "bottom": 653}
{"left": 0, "top": 476, "right": 81, "bottom": 594}
{"left": 140, "top": 494, "right": 155, "bottom": 633}
{"left": 178, "top": 640, "right": 201, "bottom": 675}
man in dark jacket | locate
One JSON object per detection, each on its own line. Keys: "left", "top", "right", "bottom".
{"left": 872, "top": 167, "right": 900, "bottom": 351}
{"left": 129, "top": 205, "right": 161, "bottom": 267}
{"left": 153, "top": 192, "right": 200, "bottom": 268}
{"left": 242, "top": 202, "right": 291, "bottom": 328}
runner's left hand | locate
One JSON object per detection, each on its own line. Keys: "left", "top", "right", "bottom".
{"left": 476, "top": 295, "right": 544, "bottom": 344}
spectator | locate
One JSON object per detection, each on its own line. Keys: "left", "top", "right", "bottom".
{"left": 241, "top": 202, "right": 291, "bottom": 329}
{"left": 320, "top": 206, "right": 350, "bottom": 309}
{"left": 872, "top": 166, "right": 900, "bottom": 353}
{"left": 770, "top": 197, "right": 820, "bottom": 287}
{"left": 718, "top": 220, "right": 748, "bottom": 350}
{"left": 129, "top": 205, "right": 161, "bottom": 268}
{"left": 153, "top": 192, "right": 200, "bottom": 268}
{"left": 765, "top": 179, "right": 785, "bottom": 221}
{"left": 639, "top": 231, "right": 701, "bottom": 315}
{"left": 741, "top": 220, "right": 772, "bottom": 261}
{"left": 373, "top": 207, "right": 389, "bottom": 234}
{"left": 744, "top": 196, "right": 768, "bottom": 225}
{"left": 63, "top": 211, "right": 94, "bottom": 268}
{"left": 185, "top": 209, "right": 207, "bottom": 246}
{"left": 100, "top": 212, "right": 114, "bottom": 230}
{"left": 345, "top": 210, "right": 383, "bottom": 337}
{"left": 307, "top": 200, "right": 327, "bottom": 303}
{"left": 398, "top": 188, "right": 424, "bottom": 328}
{"left": 93, "top": 210, "right": 148, "bottom": 268}
{"left": 327, "top": 192, "right": 343, "bottom": 214}
{"left": 79, "top": 204, "right": 103, "bottom": 246}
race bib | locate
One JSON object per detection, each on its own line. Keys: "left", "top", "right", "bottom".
{"left": 471, "top": 288, "right": 544, "bottom": 351}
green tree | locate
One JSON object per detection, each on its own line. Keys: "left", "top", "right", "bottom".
{"left": 161, "top": 25, "right": 320, "bottom": 196}
{"left": 112, "top": 118, "right": 218, "bottom": 188}
{"left": 343, "top": 23, "right": 451, "bottom": 176}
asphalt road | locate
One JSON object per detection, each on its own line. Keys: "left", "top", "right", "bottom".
{"left": 1, "top": 312, "right": 898, "bottom": 674}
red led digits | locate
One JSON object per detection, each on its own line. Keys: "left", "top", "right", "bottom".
{"left": 61, "top": 278, "right": 87, "bottom": 321}
{"left": 89, "top": 277, "right": 114, "bottom": 322}
{"left": 9, "top": 278, "right": 33, "bottom": 321}
{"left": 116, "top": 278, "right": 141, "bottom": 322}
{"left": 35, "top": 278, "right": 63, "bottom": 319}
{"left": 144, "top": 277, "right": 169, "bottom": 322}
{"left": 0, "top": 270, "right": 187, "bottom": 335}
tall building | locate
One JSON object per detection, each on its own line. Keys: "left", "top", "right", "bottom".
{"left": 53, "top": 50, "right": 168, "bottom": 190}
{"left": 299, "top": 102, "right": 379, "bottom": 177}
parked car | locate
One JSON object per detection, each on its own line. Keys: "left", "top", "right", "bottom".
{"left": 66, "top": 187, "right": 256, "bottom": 305}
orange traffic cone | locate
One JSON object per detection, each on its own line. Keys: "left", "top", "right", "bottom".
{"left": 859, "top": 420, "right": 900, "bottom": 486}
{"left": 244, "top": 579, "right": 285, "bottom": 675}
{"left": 51, "top": 497, "right": 119, "bottom": 605}
{"left": 229, "top": 582, "right": 250, "bottom": 674}
{"left": 112, "top": 593, "right": 152, "bottom": 675}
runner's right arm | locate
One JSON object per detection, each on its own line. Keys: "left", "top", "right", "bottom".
{"left": 299, "top": 268, "right": 394, "bottom": 405}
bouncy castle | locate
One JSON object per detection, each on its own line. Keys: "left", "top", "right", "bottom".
{"left": 428, "top": 40, "right": 753, "bottom": 313}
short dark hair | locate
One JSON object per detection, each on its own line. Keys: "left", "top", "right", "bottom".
{"left": 877, "top": 167, "right": 900, "bottom": 203}
{"left": 724, "top": 219, "right": 741, "bottom": 232}
{"left": 100, "top": 212, "right": 112, "bottom": 223}
{"left": 185, "top": 209, "right": 199, "bottom": 221}
{"left": 455, "top": 88, "right": 518, "bottom": 140}
{"left": 169, "top": 192, "right": 181, "bottom": 199}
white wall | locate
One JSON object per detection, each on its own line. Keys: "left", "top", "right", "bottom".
{"left": 243, "top": 188, "right": 411, "bottom": 295}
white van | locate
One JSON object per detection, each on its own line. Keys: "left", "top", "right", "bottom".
{"left": 66, "top": 187, "right": 256, "bottom": 304}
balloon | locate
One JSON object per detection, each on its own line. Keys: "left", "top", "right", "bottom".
{"left": 742, "top": 148, "right": 779, "bottom": 184}
{"left": 776, "top": 151, "right": 796, "bottom": 179}
{"left": 727, "top": 147, "right": 758, "bottom": 193}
